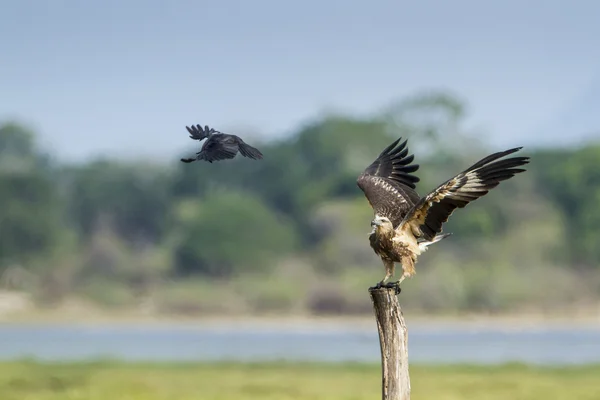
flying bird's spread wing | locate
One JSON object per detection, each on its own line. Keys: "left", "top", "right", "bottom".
{"left": 236, "top": 138, "right": 263, "bottom": 160}
{"left": 402, "top": 147, "right": 530, "bottom": 241}
{"left": 197, "top": 135, "right": 240, "bottom": 163}
{"left": 185, "top": 124, "right": 215, "bottom": 141}
{"left": 357, "top": 138, "right": 421, "bottom": 227}
{"left": 181, "top": 123, "right": 264, "bottom": 164}
{"left": 195, "top": 134, "right": 264, "bottom": 163}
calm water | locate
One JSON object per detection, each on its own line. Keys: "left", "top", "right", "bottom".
{"left": 0, "top": 322, "right": 599, "bottom": 365}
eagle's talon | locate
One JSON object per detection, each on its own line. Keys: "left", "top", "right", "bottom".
{"left": 384, "top": 281, "right": 401, "bottom": 295}
{"left": 369, "top": 281, "right": 401, "bottom": 294}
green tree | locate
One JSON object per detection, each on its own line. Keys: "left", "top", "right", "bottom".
{"left": 532, "top": 144, "right": 600, "bottom": 267}
{"left": 0, "top": 123, "right": 64, "bottom": 270}
{"left": 63, "top": 160, "right": 172, "bottom": 246}
{"left": 172, "top": 190, "right": 298, "bottom": 277}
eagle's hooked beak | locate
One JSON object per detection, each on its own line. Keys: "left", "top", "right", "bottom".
{"left": 371, "top": 219, "right": 381, "bottom": 227}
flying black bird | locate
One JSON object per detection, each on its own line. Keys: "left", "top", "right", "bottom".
{"left": 357, "top": 138, "right": 529, "bottom": 292}
{"left": 180, "top": 124, "right": 263, "bottom": 163}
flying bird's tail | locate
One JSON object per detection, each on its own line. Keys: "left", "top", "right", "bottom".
{"left": 238, "top": 141, "right": 263, "bottom": 160}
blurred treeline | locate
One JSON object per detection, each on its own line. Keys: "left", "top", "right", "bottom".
{"left": 1, "top": 91, "right": 599, "bottom": 317}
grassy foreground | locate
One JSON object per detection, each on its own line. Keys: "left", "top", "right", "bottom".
{"left": 0, "top": 361, "right": 599, "bottom": 400}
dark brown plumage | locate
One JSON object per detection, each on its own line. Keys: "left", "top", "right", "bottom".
{"left": 358, "top": 138, "right": 530, "bottom": 291}
{"left": 356, "top": 138, "right": 421, "bottom": 228}
{"left": 404, "top": 147, "right": 530, "bottom": 241}
{"left": 180, "top": 124, "right": 263, "bottom": 164}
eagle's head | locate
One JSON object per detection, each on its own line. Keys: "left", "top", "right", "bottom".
{"left": 371, "top": 215, "right": 393, "bottom": 233}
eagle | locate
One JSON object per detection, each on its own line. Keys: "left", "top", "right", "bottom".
{"left": 357, "top": 137, "right": 530, "bottom": 292}
{"left": 180, "top": 124, "right": 263, "bottom": 163}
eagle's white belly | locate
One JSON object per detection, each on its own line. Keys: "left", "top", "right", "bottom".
{"left": 392, "top": 224, "right": 422, "bottom": 256}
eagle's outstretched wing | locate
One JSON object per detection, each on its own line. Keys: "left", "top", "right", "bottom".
{"left": 402, "top": 147, "right": 529, "bottom": 241}
{"left": 185, "top": 124, "right": 216, "bottom": 141}
{"left": 356, "top": 138, "right": 421, "bottom": 227}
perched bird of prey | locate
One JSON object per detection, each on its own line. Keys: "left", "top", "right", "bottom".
{"left": 357, "top": 138, "right": 529, "bottom": 292}
{"left": 180, "top": 124, "right": 263, "bottom": 163}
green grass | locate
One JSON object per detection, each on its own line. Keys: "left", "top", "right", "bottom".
{"left": 0, "top": 361, "right": 599, "bottom": 400}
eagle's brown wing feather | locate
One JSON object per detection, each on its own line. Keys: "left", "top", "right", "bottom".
{"left": 357, "top": 138, "right": 421, "bottom": 227}
{"left": 403, "top": 147, "right": 529, "bottom": 241}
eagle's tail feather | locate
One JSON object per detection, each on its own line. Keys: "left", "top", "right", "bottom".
{"left": 418, "top": 232, "right": 452, "bottom": 252}
{"left": 238, "top": 142, "right": 264, "bottom": 160}
{"left": 432, "top": 232, "right": 452, "bottom": 243}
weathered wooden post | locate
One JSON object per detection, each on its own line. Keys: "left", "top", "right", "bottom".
{"left": 369, "top": 286, "right": 411, "bottom": 400}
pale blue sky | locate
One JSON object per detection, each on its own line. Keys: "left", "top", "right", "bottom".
{"left": 2, "top": 0, "right": 599, "bottom": 162}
